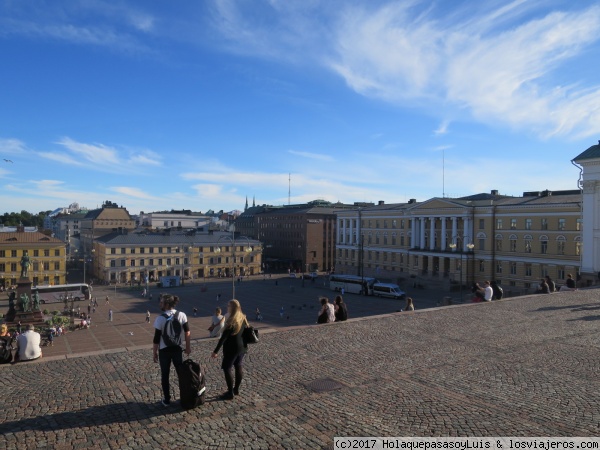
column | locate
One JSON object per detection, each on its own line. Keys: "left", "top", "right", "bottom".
{"left": 451, "top": 217, "right": 458, "bottom": 251}
{"left": 441, "top": 218, "right": 447, "bottom": 250}
{"left": 420, "top": 217, "right": 426, "bottom": 249}
{"left": 463, "top": 216, "right": 470, "bottom": 252}
{"left": 411, "top": 218, "right": 417, "bottom": 248}
{"left": 429, "top": 217, "right": 436, "bottom": 250}
{"left": 337, "top": 219, "right": 342, "bottom": 244}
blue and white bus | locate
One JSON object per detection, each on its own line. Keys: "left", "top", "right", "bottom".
{"left": 32, "top": 283, "right": 93, "bottom": 304}
{"left": 329, "top": 274, "right": 378, "bottom": 295}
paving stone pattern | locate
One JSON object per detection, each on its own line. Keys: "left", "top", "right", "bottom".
{"left": 1, "top": 288, "right": 599, "bottom": 449}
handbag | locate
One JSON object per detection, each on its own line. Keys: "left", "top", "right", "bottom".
{"left": 242, "top": 325, "right": 259, "bottom": 344}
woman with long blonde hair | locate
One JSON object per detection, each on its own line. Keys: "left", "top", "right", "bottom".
{"left": 211, "top": 299, "right": 248, "bottom": 400}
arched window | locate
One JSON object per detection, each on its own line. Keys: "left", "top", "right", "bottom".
{"left": 556, "top": 235, "right": 566, "bottom": 255}
{"left": 509, "top": 234, "right": 517, "bottom": 252}
{"left": 524, "top": 234, "right": 532, "bottom": 253}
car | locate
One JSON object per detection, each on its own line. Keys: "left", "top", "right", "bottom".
{"left": 289, "top": 273, "right": 297, "bottom": 278}
{"left": 302, "top": 272, "right": 319, "bottom": 279}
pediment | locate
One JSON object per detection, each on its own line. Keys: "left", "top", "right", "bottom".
{"left": 409, "top": 198, "right": 467, "bottom": 212}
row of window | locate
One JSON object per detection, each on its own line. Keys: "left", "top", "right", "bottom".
{"left": 0, "top": 249, "right": 61, "bottom": 258}
{"left": 0, "top": 261, "right": 62, "bottom": 272}
{"left": 340, "top": 219, "right": 406, "bottom": 229}
{"left": 340, "top": 217, "right": 582, "bottom": 232}
{"left": 107, "top": 245, "right": 250, "bottom": 255}
{"left": 107, "top": 256, "right": 255, "bottom": 268}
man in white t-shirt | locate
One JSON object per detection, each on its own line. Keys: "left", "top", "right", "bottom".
{"left": 16, "top": 324, "right": 42, "bottom": 362}
{"left": 483, "top": 281, "right": 494, "bottom": 302}
{"left": 152, "top": 294, "right": 191, "bottom": 406}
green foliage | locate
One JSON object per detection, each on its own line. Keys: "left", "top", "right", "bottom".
{"left": 0, "top": 210, "right": 52, "bottom": 228}
{"left": 52, "top": 310, "right": 60, "bottom": 316}
{"left": 43, "top": 309, "right": 49, "bottom": 315}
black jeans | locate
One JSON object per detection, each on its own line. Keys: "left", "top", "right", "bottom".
{"left": 158, "top": 347, "right": 183, "bottom": 402}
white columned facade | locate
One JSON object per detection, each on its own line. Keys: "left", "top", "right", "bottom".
{"left": 462, "top": 216, "right": 470, "bottom": 252}
{"left": 429, "top": 217, "right": 436, "bottom": 250}
{"left": 411, "top": 218, "right": 417, "bottom": 248}
{"left": 581, "top": 180, "right": 597, "bottom": 274}
{"left": 451, "top": 217, "right": 458, "bottom": 251}
{"left": 420, "top": 217, "right": 426, "bottom": 249}
{"left": 441, "top": 218, "right": 447, "bottom": 250}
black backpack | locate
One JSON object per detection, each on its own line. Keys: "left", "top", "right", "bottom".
{"left": 162, "top": 312, "right": 183, "bottom": 348}
{"left": 176, "top": 359, "right": 206, "bottom": 410}
{"left": 0, "top": 336, "right": 13, "bottom": 364}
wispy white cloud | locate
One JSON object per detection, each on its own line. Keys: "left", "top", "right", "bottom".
{"left": 37, "top": 151, "right": 85, "bottom": 166}
{"left": 36, "top": 137, "right": 163, "bottom": 174}
{"left": 0, "top": 138, "right": 28, "bottom": 154}
{"left": 288, "top": 149, "right": 334, "bottom": 162}
{"left": 208, "top": 1, "right": 600, "bottom": 139}
{"left": 434, "top": 120, "right": 450, "bottom": 136}
{"left": 110, "top": 186, "right": 158, "bottom": 200}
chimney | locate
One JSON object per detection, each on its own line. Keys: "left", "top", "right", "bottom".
{"left": 378, "top": 200, "right": 385, "bottom": 205}
{"left": 408, "top": 199, "right": 416, "bottom": 204}
{"left": 491, "top": 190, "right": 498, "bottom": 196}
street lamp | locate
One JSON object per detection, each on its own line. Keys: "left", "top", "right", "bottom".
{"left": 83, "top": 249, "right": 95, "bottom": 285}
{"left": 449, "top": 237, "right": 474, "bottom": 302}
{"left": 215, "top": 225, "right": 252, "bottom": 299}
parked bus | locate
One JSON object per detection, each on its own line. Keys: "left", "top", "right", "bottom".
{"left": 32, "top": 283, "right": 93, "bottom": 304}
{"left": 329, "top": 274, "right": 378, "bottom": 295}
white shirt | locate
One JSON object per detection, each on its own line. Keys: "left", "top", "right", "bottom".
{"left": 326, "top": 303, "right": 336, "bottom": 323}
{"left": 484, "top": 286, "right": 493, "bottom": 301}
{"left": 17, "top": 330, "right": 42, "bottom": 360}
{"left": 153, "top": 309, "right": 188, "bottom": 350}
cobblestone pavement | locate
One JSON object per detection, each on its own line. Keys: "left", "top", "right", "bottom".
{"left": 1, "top": 289, "right": 599, "bottom": 449}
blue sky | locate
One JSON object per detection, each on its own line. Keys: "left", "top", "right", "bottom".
{"left": 1, "top": 0, "right": 599, "bottom": 215}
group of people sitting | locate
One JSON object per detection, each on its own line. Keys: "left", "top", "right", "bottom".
{"left": 536, "top": 274, "right": 577, "bottom": 294}
{"left": 0, "top": 323, "right": 42, "bottom": 364}
{"left": 317, "top": 295, "right": 348, "bottom": 323}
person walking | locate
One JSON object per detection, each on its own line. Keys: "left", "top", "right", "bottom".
{"left": 153, "top": 294, "right": 191, "bottom": 406}
{"left": 146, "top": 310, "right": 151, "bottom": 323}
{"left": 209, "top": 307, "right": 225, "bottom": 338}
{"left": 108, "top": 309, "right": 113, "bottom": 322}
{"left": 211, "top": 299, "right": 248, "bottom": 400}
{"left": 403, "top": 297, "right": 415, "bottom": 311}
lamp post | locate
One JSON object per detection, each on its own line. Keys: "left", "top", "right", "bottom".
{"left": 215, "top": 225, "right": 252, "bottom": 299}
{"left": 83, "top": 249, "right": 95, "bottom": 285}
{"left": 449, "top": 237, "right": 474, "bottom": 301}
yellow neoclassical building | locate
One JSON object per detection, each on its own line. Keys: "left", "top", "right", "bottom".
{"left": 335, "top": 190, "right": 582, "bottom": 298}
{"left": 92, "top": 230, "right": 262, "bottom": 284}
{"left": 0, "top": 229, "right": 67, "bottom": 288}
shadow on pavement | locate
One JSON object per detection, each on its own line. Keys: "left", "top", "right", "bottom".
{"left": 0, "top": 401, "right": 176, "bottom": 433}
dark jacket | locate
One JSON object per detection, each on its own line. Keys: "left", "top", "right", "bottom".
{"left": 213, "top": 323, "right": 247, "bottom": 357}
{"left": 335, "top": 303, "right": 348, "bottom": 321}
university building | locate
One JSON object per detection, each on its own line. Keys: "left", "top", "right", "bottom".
{"left": 336, "top": 190, "right": 582, "bottom": 297}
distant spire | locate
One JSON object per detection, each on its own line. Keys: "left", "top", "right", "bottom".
{"left": 252, "top": 195, "right": 256, "bottom": 207}
{"left": 244, "top": 196, "right": 248, "bottom": 211}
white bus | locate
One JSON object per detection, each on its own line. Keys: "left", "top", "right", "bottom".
{"left": 32, "top": 283, "right": 93, "bottom": 304}
{"left": 329, "top": 274, "right": 378, "bottom": 295}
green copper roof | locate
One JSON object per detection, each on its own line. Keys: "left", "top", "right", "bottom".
{"left": 573, "top": 141, "right": 600, "bottom": 162}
